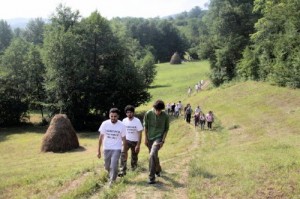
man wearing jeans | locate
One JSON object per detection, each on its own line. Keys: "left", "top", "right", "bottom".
{"left": 97, "top": 108, "right": 127, "bottom": 187}
{"left": 143, "top": 100, "right": 170, "bottom": 184}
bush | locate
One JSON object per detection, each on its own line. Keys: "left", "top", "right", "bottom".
{"left": 0, "top": 95, "right": 28, "bottom": 127}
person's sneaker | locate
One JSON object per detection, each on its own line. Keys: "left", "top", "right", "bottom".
{"left": 148, "top": 179, "right": 156, "bottom": 184}
{"left": 118, "top": 172, "right": 126, "bottom": 177}
{"left": 131, "top": 166, "right": 136, "bottom": 171}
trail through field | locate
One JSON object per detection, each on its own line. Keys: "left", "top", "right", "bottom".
{"left": 109, "top": 126, "right": 201, "bottom": 199}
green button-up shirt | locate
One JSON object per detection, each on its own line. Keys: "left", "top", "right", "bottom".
{"left": 143, "top": 108, "right": 169, "bottom": 141}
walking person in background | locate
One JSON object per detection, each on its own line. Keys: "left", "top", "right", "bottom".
{"left": 199, "top": 111, "right": 206, "bottom": 130}
{"left": 206, "top": 111, "right": 214, "bottom": 130}
{"left": 174, "top": 103, "right": 179, "bottom": 118}
{"left": 185, "top": 104, "right": 192, "bottom": 124}
{"left": 187, "top": 87, "right": 192, "bottom": 97}
{"left": 97, "top": 108, "right": 127, "bottom": 187}
{"left": 118, "top": 105, "right": 143, "bottom": 177}
{"left": 195, "top": 83, "right": 199, "bottom": 93}
{"left": 194, "top": 111, "right": 200, "bottom": 128}
{"left": 171, "top": 102, "right": 176, "bottom": 116}
{"left": 195, "top": 105, "right": 201, "bottom": 115}
{"left": 144, "top": 100, "right": 170, "bottom": 184}
{"left": 166, "top": 103, "right": 171, "bottom": 115}
{"left": 178, "top": 101, "right": 183, "bottom": 116}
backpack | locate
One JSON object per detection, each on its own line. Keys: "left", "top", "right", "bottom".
{"left": 186, "top": 107, "right": 192, "bottom": 114}
{"left": 199, "top": 115, "right": 205, "bottom": 121}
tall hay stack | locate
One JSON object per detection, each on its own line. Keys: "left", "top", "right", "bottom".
{"left": 41, "top": 114, "right": 79, "bottom": 152}
{"left": 170, "top": 52, "right": 182, "bottom": 64}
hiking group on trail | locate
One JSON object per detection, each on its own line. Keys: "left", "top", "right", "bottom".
{"left": 97, "top": 100, "right": 169, "bottom": 186}
{"left": 167, "top": 102, "right": 215, "bottom": 130}
{"left": 184, "top": 104, "right": 215, "bottom": 130}
{"left": 187, "top": 80, "right": 205, "bottom": 96}
{"left": 97, "top": 98, "right": 214, "bottom": 187}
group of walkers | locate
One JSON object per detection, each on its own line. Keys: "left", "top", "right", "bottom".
{"left": 96, "top": 99, "right": 214, "bottom": 188}
{"left": 184, "top": 103, "right": 214, "bottom": 130}
{"left": 167, "top": 100, "right": 215, "bottom": 131}
{"left": 188, "top": 80, "right": 205, "bottom": 96}
{"left": 166, "top": 101, "right": 183, "bottom": 117}
{"left": 97, "top": 100, "right": 169, "bottom": 187}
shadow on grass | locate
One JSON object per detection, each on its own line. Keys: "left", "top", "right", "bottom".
{"left": 123, "top": 172, "right": 184, "bottom": 192}
{"left": 190, "top": 167, "right": 216, "bottom": 179}
{"left": 0, "top": 125, "right": 47, "bottom": 142}
{"left": 149, "top": 84, "right": 171, "bottom": 89}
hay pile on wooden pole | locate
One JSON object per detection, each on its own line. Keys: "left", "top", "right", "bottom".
{"left": 170, "top": 52, "right": 182, "bottom": 64}
{"left": 41, "top": 114, "right": 79, "bottom": 152}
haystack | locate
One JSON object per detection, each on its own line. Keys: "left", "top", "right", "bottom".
{"left": 170, "top": 52, "right": 182, "bottom": 64}
{"left": 41, "top": 114, "right": 79, "bottom": 152}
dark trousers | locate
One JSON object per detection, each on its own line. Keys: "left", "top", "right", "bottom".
{"left": 147, "top": 139, "right": 162, "bottom": 181}
{"left": 200, "top": 120, "right": 205, "bottom": 130}
{"left": 207, "top": 121, "right": 212, "bottom": 129}
{"left": 186, "top": 114, "right": 191, "bottom": 123}
{"left": 120, "top": 140, "right": 139, "bottom": 174}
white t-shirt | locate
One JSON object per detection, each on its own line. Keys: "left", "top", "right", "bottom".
{"left": 99, "top": 120, "right": 126, "bottom": 150}
{"left": 122, "top": 117, "right": 143, "bottom": 142}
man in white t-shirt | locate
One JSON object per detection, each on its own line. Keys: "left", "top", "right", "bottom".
{"left": 118, "top": 105, "right": 143, "bottom": 177}
{"left": 97, "top": 108, "right": 126, "bottom": 186}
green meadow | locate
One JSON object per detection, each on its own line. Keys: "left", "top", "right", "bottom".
{"left": 0, "top": 61, "right": 300, "bottom": 198}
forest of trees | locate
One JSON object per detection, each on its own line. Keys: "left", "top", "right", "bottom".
{"left": 0, "top": 0, "right": 299, "bottom": 128}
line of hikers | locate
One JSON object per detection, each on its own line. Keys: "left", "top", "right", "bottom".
{"left": 184, "top": 104, "right": 214, "bottom": 130}
{"left": 166, "top": 101, "right": 215, "bottom": 130}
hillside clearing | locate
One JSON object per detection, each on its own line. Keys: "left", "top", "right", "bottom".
{"left": 1, "top": 61, "right": 300, "bottom": 198}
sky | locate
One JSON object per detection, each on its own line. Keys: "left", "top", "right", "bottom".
{"left": 0, "top": 0, "right": 209, "bottom": 20}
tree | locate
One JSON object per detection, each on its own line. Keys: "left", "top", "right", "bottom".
{"left": 24, "top": 45, "right": 46, "bottom": 118}
{"left": 240, "top": 0, "right": 300, "bottom": 88}
{"left": 43, "top": 5, "right": 86, "bottom": 128}
{"left": 0, "top": 20, "right": 13, "bottom": 55}
{"left": 202, "top": 0, "right": 259, "bottom": 86}
{"left": 138, "top": 52, "right": 157, "bottom": 85}
{"left": 43, "top": 8, "right": 151, "bottom": 129}
{"left": 22, "top": 18, "right": 45, "bottom": 45}
{"left": 115, "top": 17, "right": 188, "bottom": 62}
{"left": 0, "top": 38, "right": 31, "bottom": 125}
{"left": 79, "top": 11, "right": 151, "bottom": 119}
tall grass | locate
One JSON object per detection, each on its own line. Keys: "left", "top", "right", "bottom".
{"left": 187, "top": 81, "right": 300, "bottom": 198}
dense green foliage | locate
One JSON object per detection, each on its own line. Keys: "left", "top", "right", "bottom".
{"left": 111, "top": 17, "right": 188, "bottom": 62}
{"left": 237, "top": 0, "right": 300, "bottom": 88}
{"left": 0, "top": 1, "right": 299, "bottom": 126}
{"left": 0, "top": 5, "right": 153, "bottom": 128}
{"left": 199, "top": 0, "right": 260, "bottom": 86}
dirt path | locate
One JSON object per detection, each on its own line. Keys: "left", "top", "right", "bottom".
{"left": 112, "top": 126, "right": 201, "bottom": 199}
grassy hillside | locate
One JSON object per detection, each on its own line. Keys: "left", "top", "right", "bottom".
{"left": 0, "top": 61, "right": 299, "bottom": 198}
{"left": 187, "top": 81, "right": 300, "bottom": 198}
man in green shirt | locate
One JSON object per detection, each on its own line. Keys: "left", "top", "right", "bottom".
{"left": 143, "top": 99, "right": 170, "bottom": 184}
